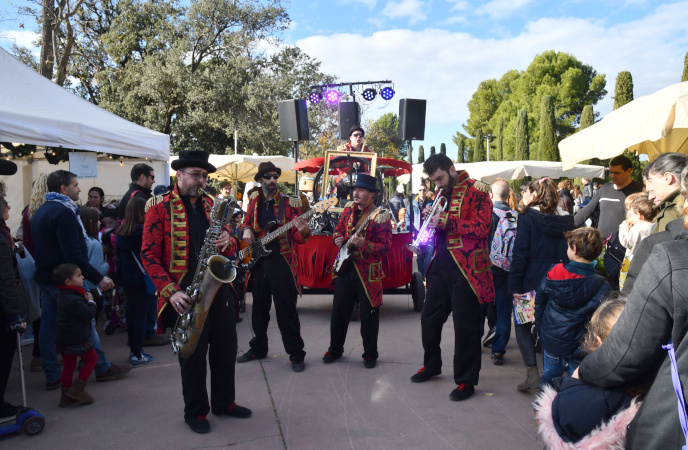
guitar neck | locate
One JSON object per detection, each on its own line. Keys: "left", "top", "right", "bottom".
{"left": 260, "top": 208, "right": 316, "bottom": 247}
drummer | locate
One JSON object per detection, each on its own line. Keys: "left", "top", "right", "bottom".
{"left": 337, "top": 125, "right": 373, "bottom": 153}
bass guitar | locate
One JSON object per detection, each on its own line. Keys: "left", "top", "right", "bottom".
{"left": 331, "top": 206, "right": 382, "bottom": 275}
{"left": 238, "top": 197, "right": 337, "bottom": 271}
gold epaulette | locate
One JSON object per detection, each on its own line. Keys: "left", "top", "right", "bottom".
{"left": 344, "top": 200, "right": 355, "bottom": 208}
{"left": 473, "top": 180, "right": 491, "bottom": 194}
{"left": 145, "top": 194, "right": 165, "bottom": 213}
{"left": 250, "top": 191, "right": 260, "bottom": 200}
{"left": 287, "top": 196, "right": 302, "bottom": 208}
{"left": 375, "top": 209, "right": 390, "bottom": 224}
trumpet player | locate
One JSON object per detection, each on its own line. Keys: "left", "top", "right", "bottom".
{"left": 142, "top": 151, "right": 251, "bottom": 434}
{"left": 410, "top": 154, "right": 495, "bottom": 402}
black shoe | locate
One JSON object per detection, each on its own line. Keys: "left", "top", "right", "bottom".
{"left": 482, "top": 327, "right": 496, "bottom": 347}
{"left": 185, "top": 415, "right": 210, "bottom": 433}
{"left": 410, "top": 367, "right": 441, "bottom": 383}
{"left": 363, "top": 358, "right": 376, "bottom": 369}
{"left": 213, "top": 402, "right": 252, "bottom": 418}
{"left": 322, "top": 351, "right": 342, "bottom": 364}
{"left": 46, "top": 379, "right": 61, "bottom": 391}
{"left": 449, "top": 383, "right": 475, "bottom": 401}
{"left": 492, "top": 353, "right": 504, "bottom": 365}
{"left": 0, "top": 402, "right": 21, "bottom": 418}
{"left": 292, "top": 359, "right": 305, "bottom": 372}
{"left": 237, "top": 350, "right": 265, "bottom": 363}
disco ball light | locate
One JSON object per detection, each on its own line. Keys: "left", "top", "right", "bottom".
{"left": 380, "top": 87, "right": 395, "bottom": 101}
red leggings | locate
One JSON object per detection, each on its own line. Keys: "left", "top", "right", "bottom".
{"left": 61, "top": 349, "right": 97, "bottom": 389}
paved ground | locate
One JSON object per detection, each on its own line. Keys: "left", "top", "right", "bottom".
{"left": 3, "top": 291, "right": 542, "bottom": 449}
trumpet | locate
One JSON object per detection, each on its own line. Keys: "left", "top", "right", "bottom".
{"left": 406, "top": 190, "right": 448, "bottom": 254}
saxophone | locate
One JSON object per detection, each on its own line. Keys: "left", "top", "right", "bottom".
{"left": 171, "top": 191, "right": 236, "bottom": 358}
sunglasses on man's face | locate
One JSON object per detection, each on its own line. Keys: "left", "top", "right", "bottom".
{"left": 262, "top": 174, "right": 279, "bottom": 180}
{"left": 352, "top": 133, "right": 363, "bottom": 138}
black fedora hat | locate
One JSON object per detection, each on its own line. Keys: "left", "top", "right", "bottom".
{"left": 171, "top": 151, "right": 216, "bottom": 174}
{"left": 351, "top": 174, "right": 379, "bottom": 193}
{"left": 0, "top": 158, "right": 17, "bottom": 176}
{"left": 254, "top": 161, "right": 282, "bottom": 182}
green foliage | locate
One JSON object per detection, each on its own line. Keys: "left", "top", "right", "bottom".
{"left": 462, "top": 51, "right": 606, "bottom": 161}
{"left": 430, "top": 146, "right": 436, "bottom": 155}
{"left": 497, "top": 116, "right": 504, "bottom": 161}
{"left": 417, "top": 145, "right": 425, "bottom": 163}
{"left": 580, "top": 105, "right": 594, "bottom": 130}
{"left": 515, "top": 109, "right": 530, "bottom": 160}
{"left": 539, "top": 95, "right": 558, "bottom": 161}
{"left": 364, "top": 112, "right": 405, "bottom": 159}
{"left": 613, "top": 71, "right": 634, "bottom": 110}
{"left": 683, "top": 52, "right": 688, "bottom": 82}
{"left": 472, "top": 128, "right": 485, "bottom": 162}
{"left": 452, "top": 133, "right": 466, "bottom": 163}
{"left": 440, "top": 143, "right": 446, "bottom": 155}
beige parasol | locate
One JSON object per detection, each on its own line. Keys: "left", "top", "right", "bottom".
{"left": 170, "top": 154, "right": 296, "bottom": 183}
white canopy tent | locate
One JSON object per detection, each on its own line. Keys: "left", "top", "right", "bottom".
{"left": 0, "top": 46, "right": 171, "bottom": 232}
{"left": 397, "top": 160, "right": 606, "bottom": 189}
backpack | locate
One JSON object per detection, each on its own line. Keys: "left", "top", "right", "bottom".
{"left": 490, "top": 208, "right": 518, "bottom": 271}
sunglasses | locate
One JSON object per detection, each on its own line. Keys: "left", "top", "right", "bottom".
{"left": 262, "top": 173, "right": 279, "bottom": 180}
{"left": 352, "top": 133, "right": 363, "bottom": 138}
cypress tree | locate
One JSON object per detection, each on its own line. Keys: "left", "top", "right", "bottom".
{"left": 457, "top": 136, "right": 465, "bottom": 163}
{"left": 497, "top": 116, "right": 504, "bottom": 161}
{"left": 579, "top": 105, "right": 594, "bottom": 130}
{"left": 473, "top": 129, "right": 485, "bottom": 162}
{"left": 430, "top": 146, "right": 436, "bottom": 155}
{"left": 539, "top": 95, "right": 558, "bottom": 161}
{"left": 682, "top": 51, "right": 688, "bottom": 82}
{"left": 613, "top": 71, "right": 634, "bottom": 110}
{"left": 515, "top": 109, "right": 530, "bottom": 160}
{"left": 440, "top": 143, "right": 447, "bottom": 155}
{"left": 417, "top": 145, "right": 425, "bottom": 164}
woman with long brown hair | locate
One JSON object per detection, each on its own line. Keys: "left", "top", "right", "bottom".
{"left": 507, "top": 177, "right": 574, "bottom": 391}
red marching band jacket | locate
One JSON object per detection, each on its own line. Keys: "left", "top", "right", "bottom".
{"left": 141, "top": 185, "right": 237, "bottom": 324}
{"left": 332, "top": 201, "right": 392, "bottom": 308}
{"left": 241, "top": 189, "right": 310, "bottom": 294}
{"left": 429, "top": 170, "right": 495, "bottom": 304}
{"left": 336, "top": 142, "right": 373, "bottom": 153}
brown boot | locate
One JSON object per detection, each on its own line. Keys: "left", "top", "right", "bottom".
{"left": 66, "top": 378, "right": 94, "bottom": 404}
{"left": 59, "top": 388, "right": 84, "bottom": 408}
{"left": 517, "top": 366, "right": 541, "bottom": 391}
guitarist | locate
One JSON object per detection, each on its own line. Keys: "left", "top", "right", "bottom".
{"left": 238, "top": 162, "right": 310, "bottom": 372}
{"left": 323, "top": 174, "right": 392, "bottom": 369}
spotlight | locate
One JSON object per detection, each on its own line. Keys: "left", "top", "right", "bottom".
{"left": 326, "top": 90, "right": 340, "bottom": 104}
{"left": 309, "top": 91, "right": 323, "bottom": 104}
{"left": 362, "top": 88, "right": 376, "bottom": 101}
{"left": 380, "top": 87, "right": 395, "bottom": 101}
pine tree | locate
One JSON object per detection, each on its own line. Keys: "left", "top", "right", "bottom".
{"left": 456, "top": 135, "right": 466, "bottom": 163}
{"left": 515, "top": 109, "right": 530, "bottom": 160}
{"left": 497, "top": 116, "right": 504, "bottom": 161}
{"left": 417, "top": 145, "right": 425, "bottom": 164}
{"left": 473, "top": 129, "right": 485, "bottom": 162}
{"left": 613, "top": 71, "right": 634, "bottom": 110}
{"left": 682, "top": 52, "right": 688, "bottom": 82}
{"left": 539, "top": 95, "right": 558, "bottom": 161}
{"left": 440, "top": 143, "right": 446, "bottom": 155}
{"left": 430, "top": 146, "right": 436, "bottom": 155}
{"left": 579, "top": 105, "right": 594, "bottom": 130}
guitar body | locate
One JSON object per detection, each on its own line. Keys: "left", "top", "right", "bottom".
{"left": 332, "top": 245, "right": 353, "bottom": 275}
{"left": 240, "top": 221, "right": 276, "bottom": 270}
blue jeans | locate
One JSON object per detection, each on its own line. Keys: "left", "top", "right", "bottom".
{"left": 491, "top": 270, "right": 512, "bottom": 355}
{"left": 417, "top": 243, "right": 434, "bottom": 280}
{"left": 38, "top": 282, "right": 112, "bottom": 383}
{"left": 541, "top": 349, "right": 579, "bottom": 389}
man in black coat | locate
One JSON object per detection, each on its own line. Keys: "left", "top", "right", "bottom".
{"left": 118, "top": 163, "right": 155, "bottom": 220}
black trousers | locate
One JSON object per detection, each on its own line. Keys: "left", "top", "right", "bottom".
{"left": 329, "top": 267, "right": 380, "bottom": 360}
{"left": 421, "top": 248, "right": 482, "bottom": 386}
{"left": 179, "top": 284, "right": 237, "bottom": 418}
{"left": 248, "top": 255, "right": 305, "bottom": 361}
{"left": 0, "top": 328, "right": 18, "bottom": 407}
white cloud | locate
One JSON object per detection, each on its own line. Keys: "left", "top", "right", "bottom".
{"left": 342, "top": 0, "right": 377, "bottom": 6}
{"left": 476, "top": 0, "right": 536, "bottom": 19}
{"left": 0, "top": 29, "right": 40, "bottom": 51}
{"left": 381, "top": 0, "right": 429, "bottom": 24}
{"left": 446, "top": 0, "right": 469, "bottom": 11}
{"left": 441, "top": 15, "right": 468, "bottom": 25}
{"left": 296, "top": 1, "right": 688, "bottom": 146}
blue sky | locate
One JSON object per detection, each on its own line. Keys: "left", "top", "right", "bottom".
{"left": 2, "top": 0, "right": 688, "bottom": 160}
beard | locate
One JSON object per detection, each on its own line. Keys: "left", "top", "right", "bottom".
{"left": 179, "top": 182, "right": 202, "bottom": 197}
{"left": 262, "top": 184, "right": 277, "bottom": 195}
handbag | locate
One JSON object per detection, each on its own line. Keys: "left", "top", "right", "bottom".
{"left": 512, "top": 290, "right": 535, "bottom": 325}
{"left": 130, "top": 250, "right": 157, "bottom": 296}
{"left": 15, "top": 247, "right": 41, "bottom": 322}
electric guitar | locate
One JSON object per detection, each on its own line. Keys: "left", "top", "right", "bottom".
{"left": 331, "top": 206, "right": 382, "bottom": 275}
{"left": 238, "top": 197, "right": 337, "bottom": 271}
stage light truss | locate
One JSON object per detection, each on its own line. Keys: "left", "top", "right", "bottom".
{"left": 308, "top": 80, "right": 394, "bottom": 105}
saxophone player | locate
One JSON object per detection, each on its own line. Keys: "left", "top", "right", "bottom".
{"left": 142, "top": 151, "right": 251, "bottom": 434}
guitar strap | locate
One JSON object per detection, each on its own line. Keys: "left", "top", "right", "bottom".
{"left": 352, "top": 204, "right": 377, "bottom": 232}
{"left": 277, "top": 195, "right": 287, "bottom": 224}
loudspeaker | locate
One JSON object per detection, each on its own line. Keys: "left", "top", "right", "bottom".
{"left": 278, "top": 99, "right": 309, "bottom": 141}
{"left": 338, "top": 102, "right": 359, "bottom": 138}
{"left": 398, "top": 99, "right": 427, "bottom": 141}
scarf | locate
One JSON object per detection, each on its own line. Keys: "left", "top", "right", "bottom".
{"left": 45, "top": 192, "right": 89, "bottom": 242}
